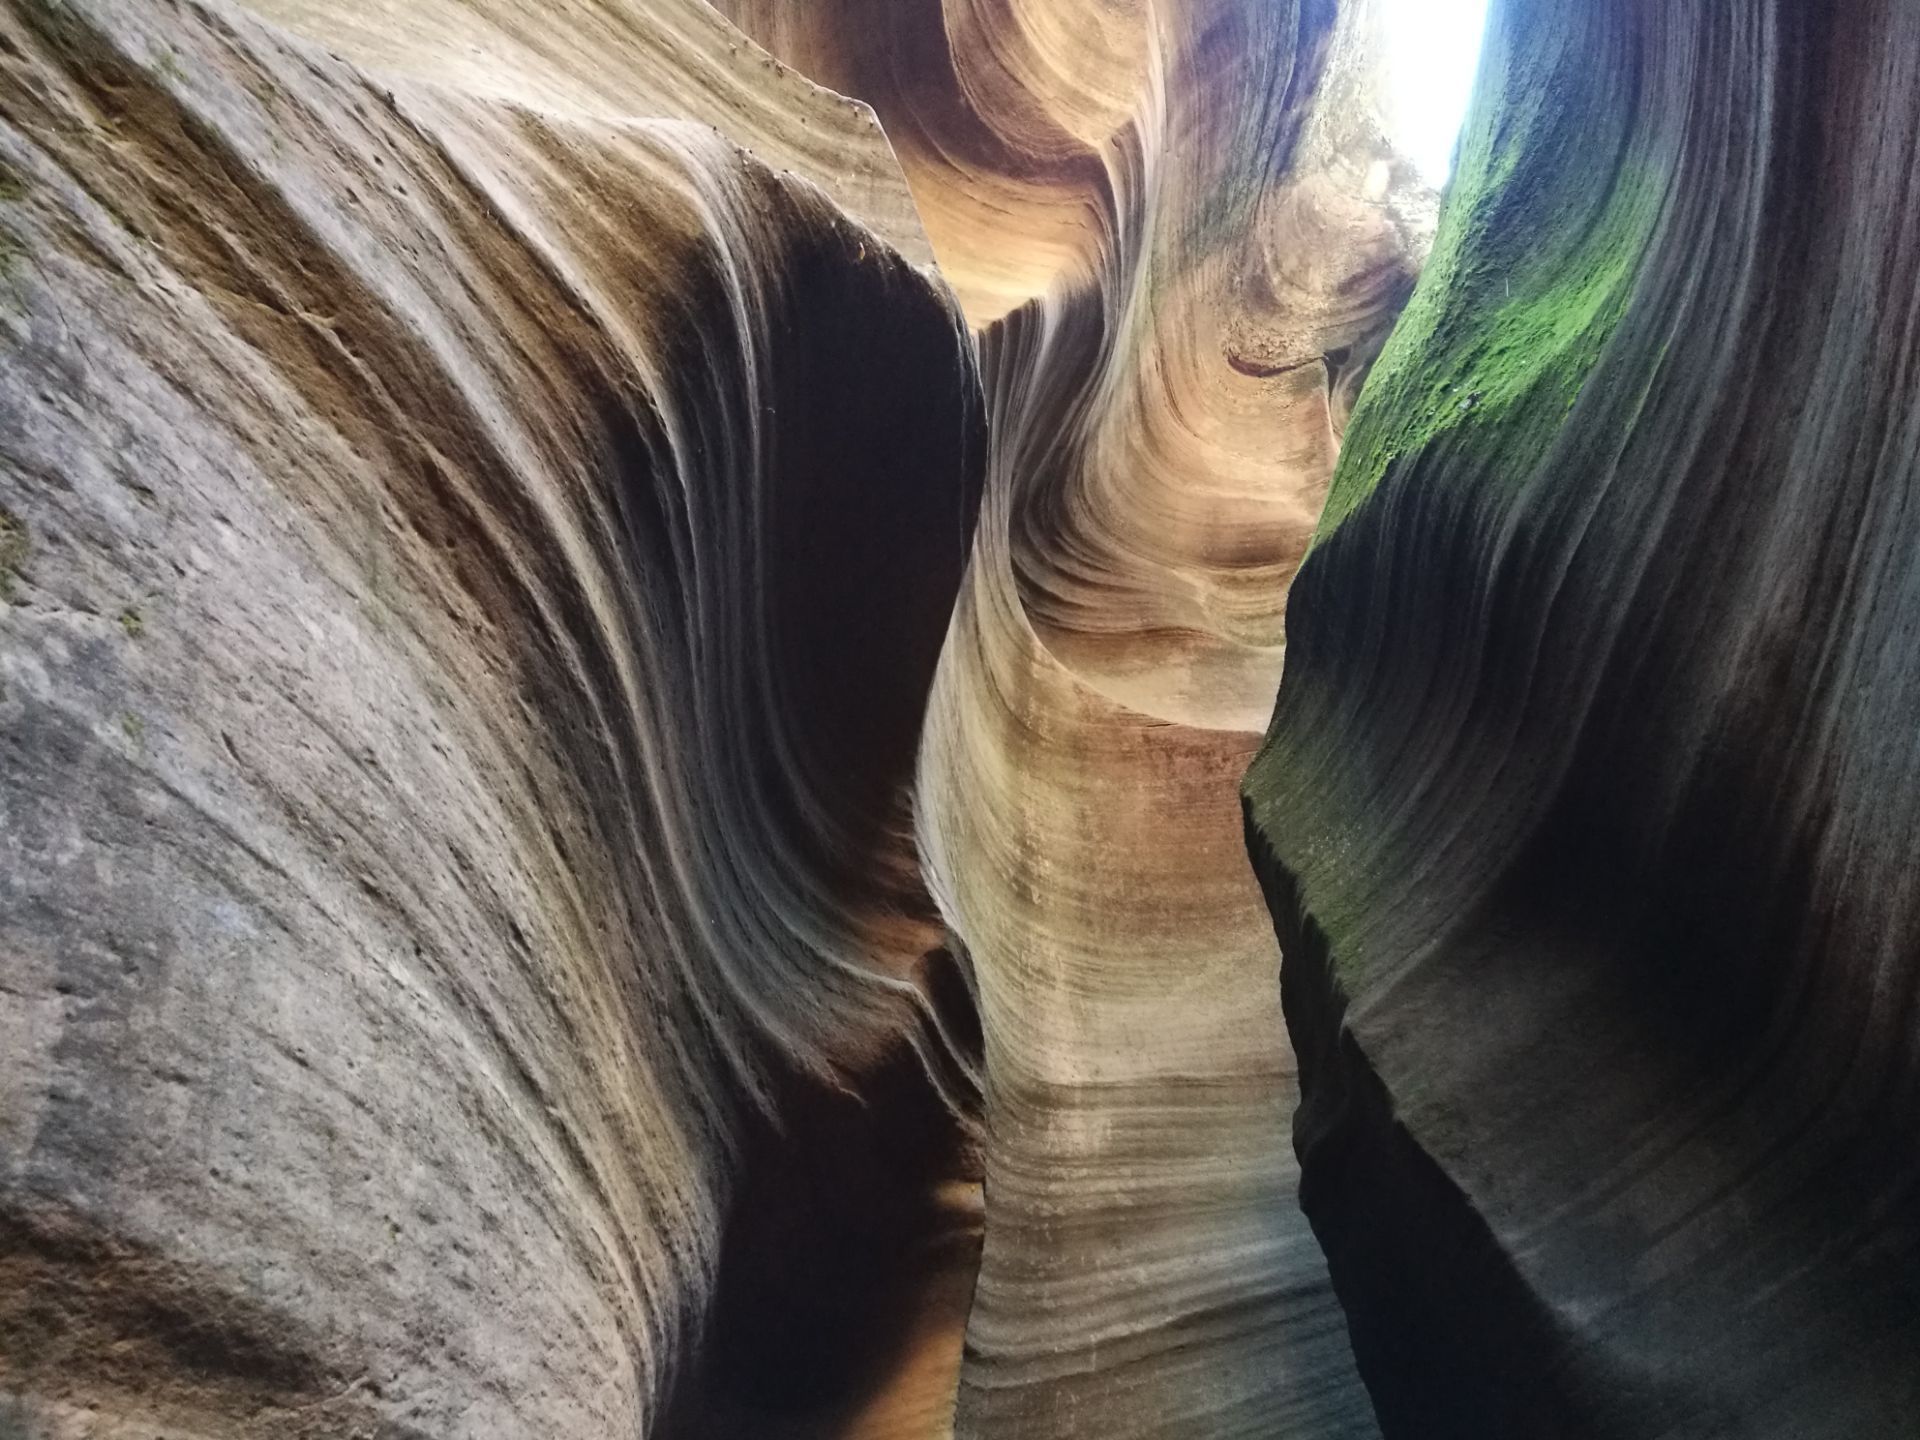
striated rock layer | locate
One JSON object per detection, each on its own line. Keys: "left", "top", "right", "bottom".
{"left": 0, "top": 0, "right": 984, "bottom": 1434}
{"left": 9, "top": 0, "right": 1917, "bottom": 1434}
{"left": 1247, "top": 0, "right": 1920, "bottom": 1434}
{"left": 723, "top": 0, "right": 1428, "bottom": 1433}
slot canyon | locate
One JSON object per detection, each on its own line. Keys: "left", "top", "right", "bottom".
{"left": 1, "top": 0, "right": 1917, "bottom": 1436}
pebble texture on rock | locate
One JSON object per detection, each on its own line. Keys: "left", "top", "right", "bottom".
{"left": 0, "top": 1, "right": 983, "bottom": 1434}
{"left": 1246, "top": 0, "right": 1920, "bottom": 1435}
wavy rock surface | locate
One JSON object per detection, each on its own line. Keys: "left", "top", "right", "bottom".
{"left": 721, "top": 1, "right": 1427, "bottom": 1434}
{"left": 1247, "top": 0, "right": 1920, "bottom": 1434}
{"left": 0, "top": 1, "right": 984, "bottom": 1434}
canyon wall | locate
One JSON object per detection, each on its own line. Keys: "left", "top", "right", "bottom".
{"left": 0, "top": 1, "right": 983, "bottom": 1434}
{"left": 0, "top": 0, "right": 1433, "bottom": 1433}
{"left": 718, "top": 1, "right": 1425, "bottom": 1434}
{"left": 10, "top": 0, "right": 1916, "bottom": 1436}
{"left": 1246, "top": 0, "right": 1920, "bottom": 1434}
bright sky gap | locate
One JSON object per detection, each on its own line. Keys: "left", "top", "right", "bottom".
{"left": 1379, "top": 0, "right": 1491, "bottom": 183}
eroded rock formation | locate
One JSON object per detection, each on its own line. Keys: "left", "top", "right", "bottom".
{"left": 719, "top": 1, "right": 1428, "bottom": 1433}
{"left": 1246, "top": 0, "right": 1920, "bottom": 1434}
{"left": 2, "top": 0, "right": 1437, "bottom": 1430}
{"left": 11, "top": 0, "right": 1917, "bottom": 1435}
{"left": 0, "top": 1, "right": 982, "bottom": 1433}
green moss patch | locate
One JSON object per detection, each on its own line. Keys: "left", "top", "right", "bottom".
{"left": 1317, "top": 9, "right": 1662, "bottom": 538}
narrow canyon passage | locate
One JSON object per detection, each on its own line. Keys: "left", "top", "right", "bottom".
{"left": 723, "top": 2, "right": 1427, "bottom": 1430}
{"left": 4, "top": 0, "right": 1920, "bottom": 1438}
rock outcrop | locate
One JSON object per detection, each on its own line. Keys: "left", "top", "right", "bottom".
{"left": 1246, "top": 0, "right": 1920, "bottom": 1434}
{"left": 0, "top": 1, "right": 983, "bottom": 1434}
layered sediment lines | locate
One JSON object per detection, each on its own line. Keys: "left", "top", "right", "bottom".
{"left": 0, "top": 1, "right": 983, "bottom": 1434}
{"left": 727, "top": 0, "right": 1426, "bottom": 1433}
{"left": 1247, "top": 0, "right": 1920, "bottom": 1434}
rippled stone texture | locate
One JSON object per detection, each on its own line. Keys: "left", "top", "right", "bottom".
{"left": 1247, "top": 0, "right": 1920, "bottom": 1435}
{"left": 0, "top": 1, "right": 982, "bottom": 1433}
{"left": 721, "top": 1, "right": 1426, "bottom": 1434}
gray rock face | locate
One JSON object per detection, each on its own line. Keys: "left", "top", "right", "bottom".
{"left": 1247, "top": 0, "right": 1920, "bottom": 1434}
{"left": 0, "top": 2, "right": 981, "bottom": 1433}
